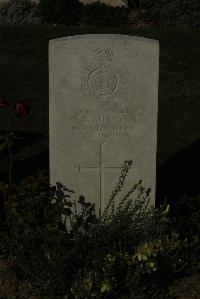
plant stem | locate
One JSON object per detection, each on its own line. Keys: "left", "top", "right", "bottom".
{"left": 2, "top": 110, "right": 14, "bottom": 237}
{"left": 5, "top": 110, "right": 14, "bottom": 207}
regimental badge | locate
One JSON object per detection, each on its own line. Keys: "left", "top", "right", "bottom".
{"left": 81, "top": 48, "right": 124, "bottom": 104}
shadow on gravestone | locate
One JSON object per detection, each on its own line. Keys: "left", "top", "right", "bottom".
{"left": 0, "top": 131, "right": 48, "bottom": 184}
{"left": 156, "top": 138, "right": 200, "bottom": 209}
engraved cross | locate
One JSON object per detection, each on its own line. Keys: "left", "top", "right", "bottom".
{"left": 78, "top": 143, "right": 122, "bottom": 216}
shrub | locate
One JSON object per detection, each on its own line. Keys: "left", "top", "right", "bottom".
{"left": 37, "top": 0, "right": 83, "bottom": 24}
{"left": 0, "top": 161, "right": 163, "bottom": 297}
{"left": 81, "top": 2, "right": 129, "bottom": 27}
{"left": 144, "top": 0, "right": 200, "bottom": 27}
{"left": 170, "top": 194, "right": 200, "bottom": 238}
{"left": 0, "top": 161, "right": 199, "bottom": 298}
{"left": 122, "top": 0, "right": 140, "bottom": 10}
{"left": 0, "top": 0, "right": 41, "bottom": 25}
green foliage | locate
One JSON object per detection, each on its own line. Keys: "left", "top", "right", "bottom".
{"left": 0, "top": 0, "right": 41, "bottom": 25}
{"left": 170, "top": 194, "right": 200, "bottom": 237}
{"left": 81, "top": 2, "right": 129, "bottom": 27}
{"left": 169, "top": 194, "right": 200, "bottom": 275}
{"left": 122, "top": 0, "right": 140, "bottom": 10}
{"left": 37, "top": 0, "right": 83, "bottom": 24}
{"left": 0, "top": 0, "right": 199, "bottom": 27}
{"left": 141, "top": 0, "right": 200, "bottom": 27}
{"left": 0, "top": 169, "right": 100, "bottom": 296}
{"left": 122, "top": 0, "right": 200, "bottom": 27}
{"left": 0, "top": 161, "right": 199, "bottom": 298}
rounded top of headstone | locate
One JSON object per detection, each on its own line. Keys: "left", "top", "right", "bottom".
{"left": 49, "top": 34, "right": 159, "bottom": 48}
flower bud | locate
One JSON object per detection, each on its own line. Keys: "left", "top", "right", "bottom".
{"left": 14, "top": 100, "right": 29, "bottom": 118}
{"left": 0, "top": 97, "right": 8, "bottom": 109}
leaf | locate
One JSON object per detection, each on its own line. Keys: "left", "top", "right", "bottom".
{"left": 142, "top": 254, "right": 148, "bottom": 261}
{"left": 56, "top": 182, "right": 63, "bottom": 189}
{"left": 63, "top": 187, "right": 75, "bottom": 193}
{"left": 78, "top": 195, "right": 85, "bottom": 204}
{"left": 100, "top": 280, "right": 112, "bottom": 293}
{"left": 65, "top": 201, "right": 73, "bottom": 207}
{"left": 149, "top": 262, "right": 155, "bottom": 268}
{"left": 137, "top": 253, "right": 142, "bottom": 262}
{"left": 65, "top": 208, "right": 72, "bottom": 216}
{"left": 56, "top": 189, "right": 64, "bottom": 197}
{"left": 9, "top": 140, "right": 14, "bottom": 147}
{"left": 9, "top": 132, "right": 15, "bottom": 137}
{"left": 0, "top": 182, "right": 8, "bottom": 191}
{"left": 0, "top": 142, "right": 6, "bottom": 152}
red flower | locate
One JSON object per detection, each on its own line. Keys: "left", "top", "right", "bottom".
{"left": 0, "top": 97, "right": 8, "bottom": 109}
{"left": 14, "top": 100, "right": 29, "bottom": 118}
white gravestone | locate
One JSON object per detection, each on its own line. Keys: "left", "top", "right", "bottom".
{"left": 49, "top": 34, "right": 159, "bottom": 215}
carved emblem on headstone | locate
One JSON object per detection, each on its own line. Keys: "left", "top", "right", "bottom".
{"left": 82, "top": 48, "right": 124, "bottom": 103}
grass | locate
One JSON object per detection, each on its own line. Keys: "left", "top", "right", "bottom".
{"left": 0, "top": 25, "right": 200, "bottom": 169}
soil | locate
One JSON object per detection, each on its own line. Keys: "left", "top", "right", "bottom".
{"left": 1, "top": 257, "right": 200, "bottom": 298}
{"left": 169, "top": 274, "right": 200, "bottom": 298}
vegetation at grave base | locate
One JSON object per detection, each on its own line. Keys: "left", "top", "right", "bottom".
{"left": 0, "top": 0, "right": 200, "bottom": 27}
{"left": 0, "top": 161, "right": 199, "bottom": 298}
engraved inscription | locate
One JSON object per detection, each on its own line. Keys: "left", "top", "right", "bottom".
{"left": 94, "top": 48, "right": 113, "bottom": 65}
{"left": 70, "top": 108, "right": 141, "bottom": 138}
{"left": 81, "top": 48, "right": 124, "bottom": 103}
{"left": 88, "top": 67, "right": 119, "bottom": 96}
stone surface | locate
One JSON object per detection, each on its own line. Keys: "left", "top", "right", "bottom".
{"left": 49, "top": 34, "right": 159, "bottom": 215}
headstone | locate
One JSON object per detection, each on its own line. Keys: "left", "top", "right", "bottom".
{"left": 49, "top": 34, "right": 159, "bottom": 216}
